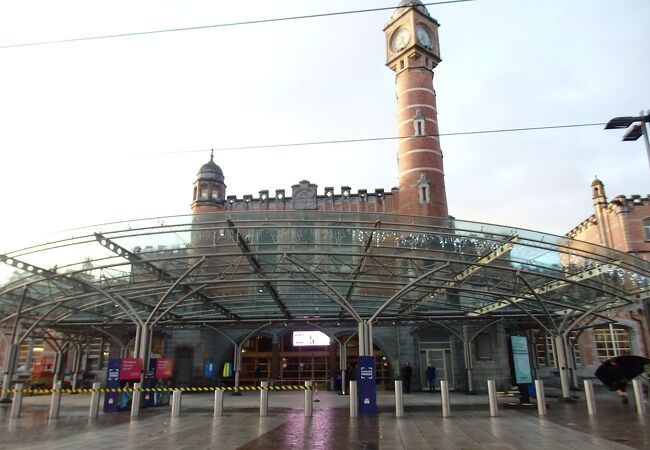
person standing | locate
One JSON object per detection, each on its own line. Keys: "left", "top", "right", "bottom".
{"left": 426, "top": 365, "right": 436, "bottom": 392}
{"left": 402, "top": 362, "right": 413, "bottom": 394}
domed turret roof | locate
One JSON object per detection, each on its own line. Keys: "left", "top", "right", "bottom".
{"left": 196, "top": 151, "right": 225, "bottom": 183}
{"left": 591, "top": 176, "right": 603, "bottom": 187}
{"left": 391, "top": 0, "right": 431, "bottom": 21}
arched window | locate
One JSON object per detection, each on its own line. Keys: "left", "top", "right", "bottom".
{"left": 193, "top": 186, "right": 197, "bottom": 201}
{"left": 643, "top": 218, "right": 650, "bottom": 240}
{"left": 413, "top": 108, "right": 426, "bottom": 137}
{"left": 200, "top": 183, "right": 209, "bottom": 200}
{"left": 593, "top": 325, "right": 632, "bottom": 362}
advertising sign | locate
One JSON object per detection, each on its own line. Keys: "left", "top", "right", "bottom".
{"left": 292, "top": 331, "right": 330, "bottom": 346}
{"left": 119, "top": 358, "right": 142, "bottom": 380}
{"left": 155, "top": 358, "right": 174, "bottom": 379}
{"left": 357, "top": 356, "right": 377, "bottom": 414}
{"left": 510, "top": 336, "right": 533, "bottom": 384}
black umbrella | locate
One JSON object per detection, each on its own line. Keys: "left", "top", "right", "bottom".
{"left": 595, "top": 355, "right": 650, "bottom": 391}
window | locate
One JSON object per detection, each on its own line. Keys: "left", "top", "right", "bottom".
{"left": 211, "top": 188, "right": 220, "bottom": 200}
{"left": 643, "top": 218, "right": 650, "bottom": 240}
{"left": 532, "top": 329, "right": 581, "bottom": 367}
{"left": 200, "top": 183, "right": 209, "bottom": 200}
{"left": 594, "top": 326, "right": 632, "bottom": 362}
{"left": 476, "top": 333, "right": 492, "bottom": 359}
{"left": 419, "top": 185, "right": 429, "bottom": 203}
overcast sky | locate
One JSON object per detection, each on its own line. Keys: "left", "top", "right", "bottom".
{"left": 1, "top": 0, "right": 648, "bottom": 252}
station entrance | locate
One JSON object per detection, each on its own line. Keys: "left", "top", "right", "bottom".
{"left": 229, "top": 334, "right": 390, "bottom": 388}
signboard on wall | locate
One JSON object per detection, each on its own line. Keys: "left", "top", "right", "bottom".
{"left": 510, "top": 336, "right": 533, "bottom": 384}
{"left": 292, "top": 331, "right": 330, "bottom": 346}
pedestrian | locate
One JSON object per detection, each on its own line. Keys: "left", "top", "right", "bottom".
{"left": 254, "top": 366, "right": 262, "bottom": 384}
{"left": 402, "top": 362, "right": 413, "bottom": 393}
{"left": 426, "top": 364, "right": 436, "bottom": 392}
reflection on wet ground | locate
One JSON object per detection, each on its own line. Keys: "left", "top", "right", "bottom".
{"left": 0, "top": 390, "right": 646, "bottom": 449}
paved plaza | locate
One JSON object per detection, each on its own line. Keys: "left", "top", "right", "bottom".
{"left": 0, "top": 387, "right": 647, "bottom": 449}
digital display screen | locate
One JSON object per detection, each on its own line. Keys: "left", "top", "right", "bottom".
{"left": 292, "top": 331, "right": 330, "bottom": 346}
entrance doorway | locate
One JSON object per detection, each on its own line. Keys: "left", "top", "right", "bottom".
{"left": 421, "top": 349, "right": 453, "bottom": 390}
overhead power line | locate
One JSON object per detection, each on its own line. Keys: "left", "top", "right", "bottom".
{"left": 0, "top": 0, "right": 474, "bottom": 49}
{"left": 153, "top": 122, "right": 606, "bottom": 155}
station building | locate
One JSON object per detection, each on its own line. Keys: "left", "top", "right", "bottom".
{"left": 1, "top": 0, "right": 648, "bottom": 400}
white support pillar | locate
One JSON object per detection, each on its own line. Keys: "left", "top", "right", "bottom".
{"left": 440, "top": 380, "right": 450, "bottom": 417}
{"left": 632, "top": 379, "right": 646, "bottom": 415}
{"left": 349, "top": 380, "right": 358, "bottom": 417}
{"left": 553, "top": 335, "right": 574, "bottom": 402}
{"left": 10, "top": 383, "right": 23, "bottom": 419}
{"left": 357, "top": 322, "right": 367, "bottom": 356}
{"left": 304, "top": 381, "right": 313, "bottom": 417}
{"left": 463, "top": 326, "right": 475, "bottom": 394}
{"left": 131, "top": 382, "right": 141, "bottom": 417}
{"left": 260, "top": 381, "right": 269, "bottom": 417}
{"left": 49, "top": 381, "right": 62, "bottom": 419}
{"left": 0, "top": 343, "right": 18, "bottom": 403}
{"left": 171, "top": 390, "right": 182, "bottom": 417}
{"left": 138, "top": 325, "right": 151, "bottom": 377}
{"left": 233, "top": 345, "right": 242, "bottom": 396}
{"left": 583, "top": 379, "right": 596, "bottom": 415}
{"left": 394, "top": 380, "right": 404, "bottom": 417}
{"left": 89, "top": 382, "right": 101, "bottom": 419}
{"left": 487, "top": 380, "right": 498, "bottom": 417}
{"left": 214, "top": 389, "right": 224, "bottom": 417}
{"left": 535, "top": 379, "right": 546, "bottom": 416}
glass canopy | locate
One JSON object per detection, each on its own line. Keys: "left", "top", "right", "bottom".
{"left": 1, "top": 211, "right": 648, "bottom": 335}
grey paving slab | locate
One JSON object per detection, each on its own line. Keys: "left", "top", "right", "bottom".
{"left": 0, "top": 389, "right": 646, "bottom": 449}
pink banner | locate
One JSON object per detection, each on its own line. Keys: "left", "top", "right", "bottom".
{"left": 119, "top": 358, "right": 142, "bottom": 380}
{"left": 156, "top": 358, "right": 174, "bottom": 379}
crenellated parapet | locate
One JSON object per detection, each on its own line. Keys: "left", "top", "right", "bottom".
{"left": 223, "top": 180, "right": 399, "bottom": 213}
{"left": 566, "top": 215, "right": 597, "bottom": 238}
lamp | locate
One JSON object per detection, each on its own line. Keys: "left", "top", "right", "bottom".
{"left": 605, "top": 110, "right": 650, "bottom": 168}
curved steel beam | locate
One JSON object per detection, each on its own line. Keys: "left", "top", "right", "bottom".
{"left": 370, "top": 262, "right": 450, "bottom": 322}
{"left": 283, "top": 254, "right": 361, "bottom": 322}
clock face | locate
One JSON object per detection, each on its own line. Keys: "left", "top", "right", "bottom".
{"left": 416, "top": 25, "right": 432, "bottom": 49}
{"left": 391, "top": 28, "right": 410, "bottom": 52}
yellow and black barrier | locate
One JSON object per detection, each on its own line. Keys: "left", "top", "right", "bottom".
{"left": 0, "top": 385, "right": 311, "bottom": 395}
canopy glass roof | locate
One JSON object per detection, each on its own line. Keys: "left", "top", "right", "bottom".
{"left": 1, "top": 212, "right": 649, "bottom": 335}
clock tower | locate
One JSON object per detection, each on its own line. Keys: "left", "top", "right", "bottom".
{"left": 385, "top": 0, "right": 448, "bottom": 217}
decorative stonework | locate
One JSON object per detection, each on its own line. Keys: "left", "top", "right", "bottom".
{"left": 291, "top": 180, "right": 318, "bottom": 210}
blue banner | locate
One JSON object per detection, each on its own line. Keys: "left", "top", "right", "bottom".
{"left": 357, "top": 356, "right": 377, "bottom": 414}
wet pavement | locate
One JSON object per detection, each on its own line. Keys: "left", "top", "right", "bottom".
{"left": 0, "top": 387, "right": 647, "bottom": 449}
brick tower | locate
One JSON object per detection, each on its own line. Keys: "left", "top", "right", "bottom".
{"left": 385, "top": 0, "right": 448, "bottom": 217}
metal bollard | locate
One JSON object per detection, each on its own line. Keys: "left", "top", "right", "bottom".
{"left": 349, "top": 380, "right": 358, "bottom": 417}
{"left": 131, "top": 383, "right": 141, "bottom": 418}
{"left": 10, "top": 383, "right": 23, "bottom": 419}
{"left": 632, "top": 379, "right": 646, "bottom": 415}
{"left": 214, "top": 389, "right": 224, "bottom": 417}
{"left": 583, "top": 379, "right": 596, "bottom": 415}
{"left": 535, "top": 380, "right": 546, "bottom": 416}
{"left": 171, "top": 390, "right": 182, "bottom": 417}
{"left": 304, "top": 381, "right": 313, "bottom": 417}
{"left": 440, "top": 380, "right": 450, "bottom": 417}
{"left": 49, "top": 381, "right": 62, "bottom": 419}
{"left": 260, "top": 381, "right": 269, "bottom": 417}
{"left": 487, "top": 380, "right": 498, "bottom": 417}
{"left": 89, "top": 382, "right": 101, "bottom": 419}
{"left": 394, "top": 380, "right": 404, "bottom": 417}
